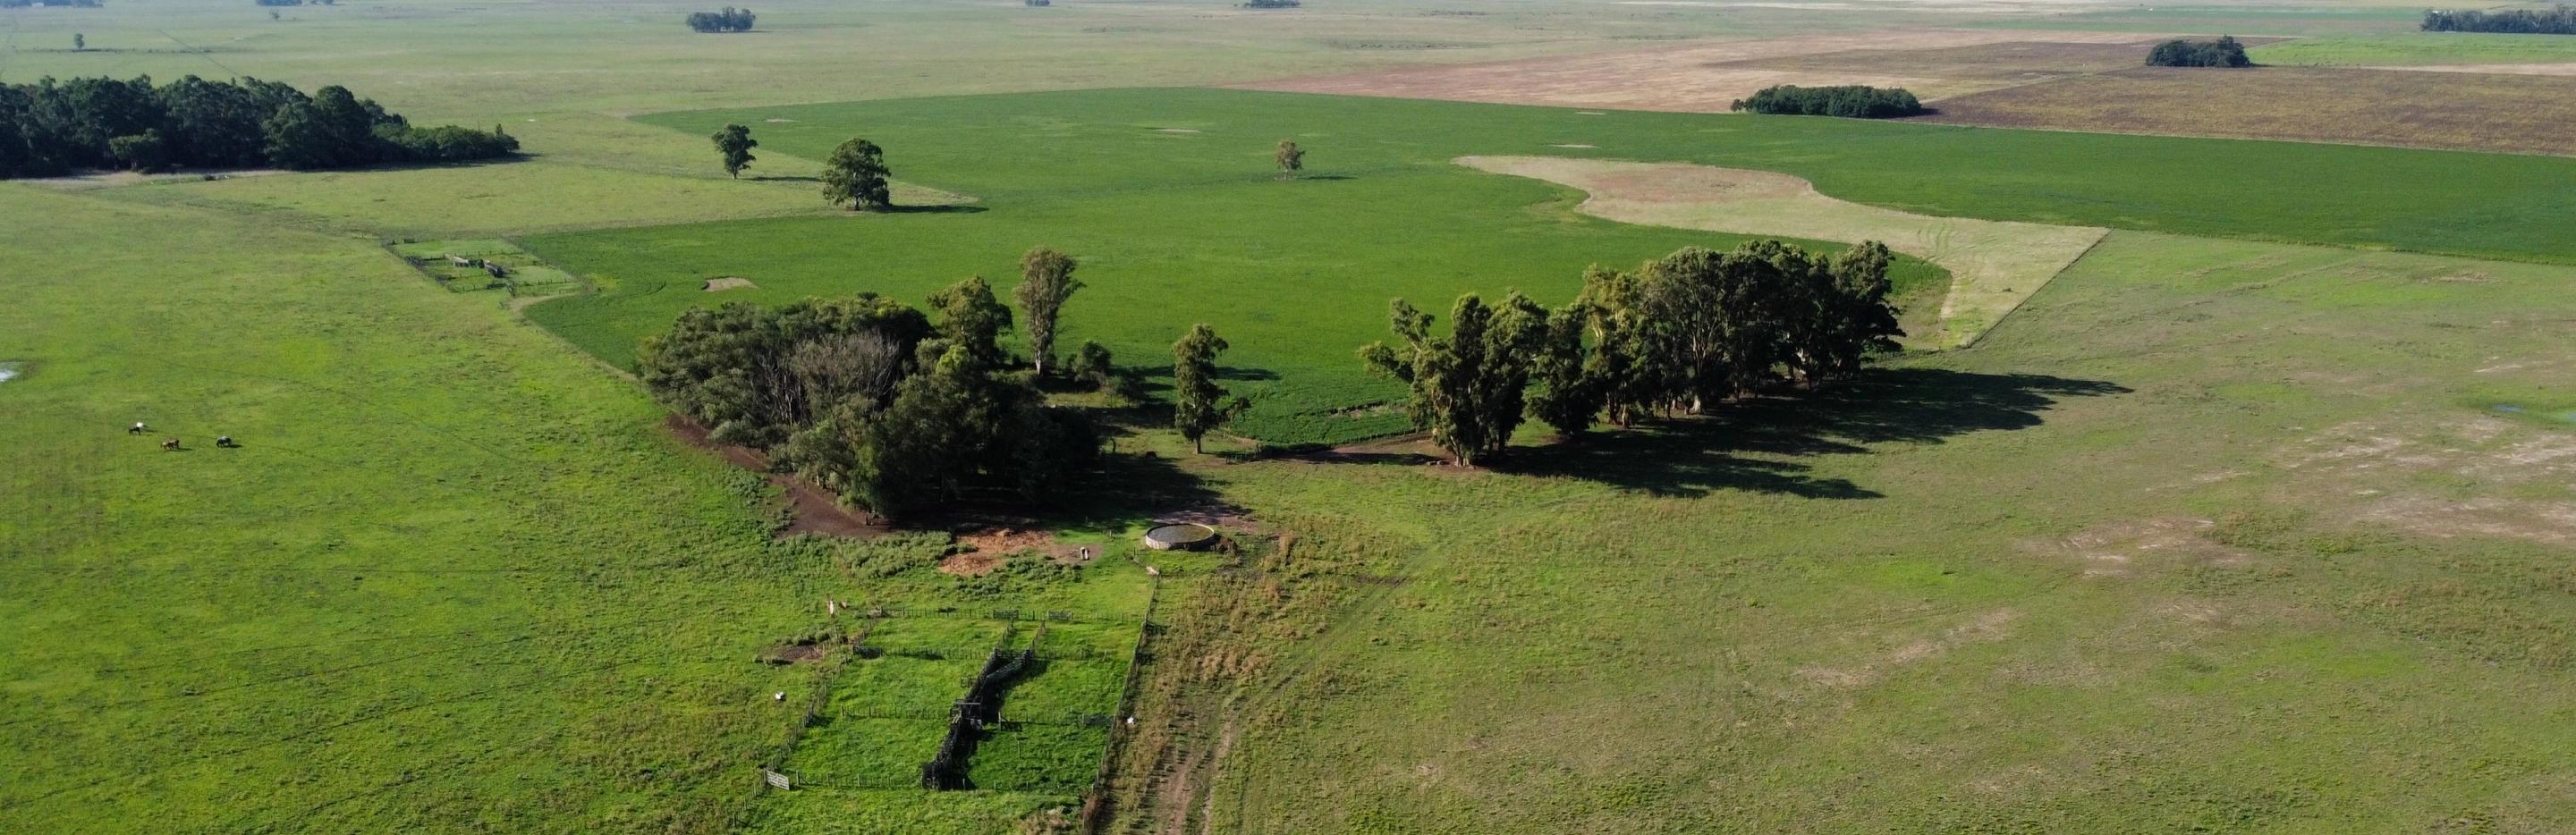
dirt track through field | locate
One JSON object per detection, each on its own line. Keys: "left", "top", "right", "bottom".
{"left": 1234, "top": 30, "right": 2170, "bottom": 112}
{"left": 1457, "top": 156, "right": 2106, "bottom": 347}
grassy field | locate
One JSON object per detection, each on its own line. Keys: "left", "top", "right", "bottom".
{"left": 1109, "top": 230, "right": 2576, "bottom": 831}
{"left": 1918, "top": 65, "right": 2576, "bottom": 156}
{"left": 524, "top": 88, "right": 2576, "bottom": 443}
{"left": 2252, "top": 32, "right": 2576, "bottom": 65}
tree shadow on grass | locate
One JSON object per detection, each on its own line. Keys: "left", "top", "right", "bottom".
{"left": 746, "top": 174, "right": 820, "bottom": 183}
{"left": 886, "top": 204, "right": 987, "bottom": 215}
{"left": 1501, "top": 368, "right": 2128, "bottom": 499}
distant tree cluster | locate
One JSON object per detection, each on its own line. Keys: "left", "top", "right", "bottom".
{"left": 2423, "top": 5, "right": 2576, "bottom": 33}
{"left": 254, "top": 0, "right": 301, "bottom": 6}
{"left": 1730, "top": 85, "right": 1926, "bottom": 119}
{"left": 639, "top": 282, "right": 1098, "bottom": 522}
{"left": 1361, "top": 240, "right": 1903, "bottom": 465}
{"left": 2146, "top": 36, "right": 2252, "bottom": 68}
{"left": 0, "top": 75, "right": 517, "bottom": 179}
{"left": 686, "top": 6, "right": 756, "bottom": 32}
{"left": 1242, "top": 0, "right": 1300, "bottom": 7}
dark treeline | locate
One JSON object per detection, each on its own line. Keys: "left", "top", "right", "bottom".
{"left": 685, "top": 6, "right": 756, "bottom": 32}
{"left": 1363, "top": 239, "right": 1904, "bottom": 465}
{"left": 638, "top": 280, "right": 1098, "bottom": 523}
{"left": 2423, "top": 5, "right": 2576, "bottom": 33}
{"left": 0, "top": 75, "right": 517, "bottom": 178}
{"left": 2146, "top": 36, "right": 2251, "bottom": 67}
{"left": 1730, "top": 85, "right": 1926, "bottom": 119}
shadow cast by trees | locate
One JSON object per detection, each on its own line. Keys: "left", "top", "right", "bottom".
{"left": 1499, "top": 368, "right": 2127, "bottom": 499}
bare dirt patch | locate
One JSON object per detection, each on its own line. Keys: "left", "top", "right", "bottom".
{"left": 1456, "top": 156, "right": 2105, "bottom": 347}
{"left": 2023, "top": 517, "right": 2251, "bottom": 578}
{"left": 1234, "top": 30, "right": 2169, "bottom": 112}
{"left": 665, "top": 415, "right": 888, "bottom": 539}
{"left": 701, "top": 276, "right": 756, "bottom": 291}
{"left": 1799, "top": 608, "right": 2018, "bottom": 688}
{"left": 1916, "top": 66, "right": 2576, "bottom": 156}
{"left": 953, "top": 526, "right": 1096, "bottom": 568}
{"left": 758, "top": 642, "right": 833, "bottom": 664}
{"left": 939, "top": 550, "right": 1008, "bottom": 577}
{"left": 1155, "top": 128, "right": 1202, "bottom": 134}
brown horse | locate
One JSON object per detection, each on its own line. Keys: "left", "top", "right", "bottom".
{"left": 161, "top": 438, "right": 181, "bottom": 451}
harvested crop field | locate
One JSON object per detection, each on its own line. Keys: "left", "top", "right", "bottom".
{"left": 1916, "top": 66, "right": 2576, "bottom": 156}
{"left": 1236, "top": 30, "right": 2172, "bottom": 112}
{"left": 1457, "top": 156, "right": 2105, "bottom": 347}
{"left": 2365, "top": 63, "right": 2576, "bottom": 77}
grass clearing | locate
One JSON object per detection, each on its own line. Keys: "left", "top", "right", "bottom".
{"left": 1457, "top": 155, "right": 2106, "bottom": 346}
{"left": 1108, "top": 230, "right": 2576, "bottom": 831}
{"left": 1917, "top": 65, "right": 2576, "bottom": 156}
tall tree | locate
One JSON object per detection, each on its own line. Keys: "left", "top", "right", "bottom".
{"left": 709, "top": 122, "right": 757, "bottom": 179}
{"left": 1013, "top": 247, "right": 1081, "bottom": 375}
{"left": 926, "top": 275, "right": 1013, "bottom": 370}
{"left": 820, "top": 137, "right": 891, "bottom": 211}
{"left": 1275, "top": 139, "right": 1303, "bottom": 175}
{"left": 1360, "top": 293, "right": 1546, "bottom": 465}
{"left": 1172, "top": 324, "right": 1247, "bottom": 453}
{"left": 72, "top": 34, "right": 84, "bottom": 52}
{"left": 1524, "top": 302, "right": 1595, "bottom": 439}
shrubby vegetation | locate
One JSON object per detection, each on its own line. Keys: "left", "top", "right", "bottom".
{"left": 0, "top": 75, "right": 516, "bottom": 178}
{"left": 1730, "top": 85, "right": 1926, "bottom": 118}
{"left": 637, "top": 280, "right": 1098, "bottom": 522}
{"left": 1362, "top": 239, "right": 1902, "bottom": 465}
{"left": 2423, "top": 5, "right": 2576, "bottom": 34}
{"left": 2147, "top": 36, "right": 2252, "bottom": 68}
{"left": 686, "top": 6, "right": 757, "bottom": 32}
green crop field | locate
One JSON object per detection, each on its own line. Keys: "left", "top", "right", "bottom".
{"left": 10, "top": 0, "right": 2576, "bottom": 832}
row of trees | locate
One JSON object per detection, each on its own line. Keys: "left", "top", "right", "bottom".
{"left": 2423, "top": 5, "right": 2576, "bottom": 34}
{"left": 2146, "top": 36, "right": 2251, "bottom": 68}
{"left": 0, "top": 75, "right": 516, "bottom": 178}
{"left": 686, "top": 6, "right": 756, "bottom": 32}
{"left": 1730, "top": 85, "right": 1926, "bottom": 119}
{"left": 1361, "top": 240, "right": 1903, "bottom": 465}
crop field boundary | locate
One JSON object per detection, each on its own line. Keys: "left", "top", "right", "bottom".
{"left": 1457, "top": 155, "right": 2107, "bottom": 348}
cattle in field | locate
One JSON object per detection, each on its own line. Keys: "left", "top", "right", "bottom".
{"left": 161, "top": 438, "right": 181, "bottom": 451}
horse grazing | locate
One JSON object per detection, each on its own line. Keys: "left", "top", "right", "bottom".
{"left": 160, "top": 438, "right": 181, "bottom": 451}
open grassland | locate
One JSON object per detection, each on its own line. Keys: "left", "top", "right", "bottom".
{"left": 0, "top": 180, "right": 1164, "bottom": 831}
{"left": 1106, "top": 230, "right": 2576, "bottom": 831}
{"left": 1918, "top": 65, "right": 2576, "bottom": 156}
{"left": 0, "top": 184, "right": 842, "bottom": 831}
{"left": 1457, "top": 156, "right": 2106, "bottom": 347}
{"left": 530, "top": 88, "right": 2576, "bottom": 443}
{"left": 2251, "top": 31, "right": 2576, "bottom": 66}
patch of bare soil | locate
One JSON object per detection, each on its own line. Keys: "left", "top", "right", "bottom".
{"left": 18, "top": 167, "right": 288, "bottom": 190}
{"left": 1798, "top": 608, "right": 2018, "bottom": 688}
{"left": 2365, "top": 62, "right": 2576, "bottom": 77}
{"left": 701, "top": 276, "right": 755, "bottom": 291}
{"left": 665, "top": 415, "right": 889, "bottom": 539}
{"left": 2022, "top": 517, "right": 2251, "bottom": 578}
{"left": 758, "top": 642, "right": 832, "bottom": 664}
{"left": 1233, "top": 30, "right": 2167, "bottom": 112}
{"left": 939, "top": 550, "right": 1007, "bottom": 577}
{"left": 2276, "top": 416, "right": 2576, "bottom": 548}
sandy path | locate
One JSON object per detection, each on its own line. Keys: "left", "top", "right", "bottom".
{"left": 1235, "top": 30, "right": 2166, "bottom": 113}
{"left": 1457, "top": 156, "right": 2106, "bottom": 347}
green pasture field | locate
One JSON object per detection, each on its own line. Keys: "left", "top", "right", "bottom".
{"left": 1117, "top": 230, "right": 2576, "bottom": 831}
{"left": 2252, "top": 32, "right": 2576, "bottom": 65}
{"left": 525, "top": 87, "right": 2576, "bottom": 443}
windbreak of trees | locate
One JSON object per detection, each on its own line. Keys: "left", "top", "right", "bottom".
{"left": 2146, "top": 36, "right": 2251, "bottom": 67}
{"left": 2423, "top": 5, "right": 2576, "bottom": 33}
{"left": 0, "top": 75, "right": 517, "bottom": 179}
{"left": 1362, "top": 240, "right": 1904, "bottom": 465}
{"left": 637, "top": 284, "right": 1098, "bottom": 523}
{"left": 1730, "top": 85, "right": 1926, "bottom": 119}
{"left": 686, "top": 6, "right": 756, "bottom": 32}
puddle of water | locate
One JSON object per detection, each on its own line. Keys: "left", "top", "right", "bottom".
{"left": 2490, "top": 402, "right": 2576, "bottom": 425}
{"left": 2493, "top": 404, "right": 2526, "bottom": 414}
{"left": 0, "top": 361, "right": 20, "bottom": 384}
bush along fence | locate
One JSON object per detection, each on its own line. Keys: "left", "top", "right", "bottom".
{"left": 920, "top": 621, "right": 1046, "bottom": 789}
